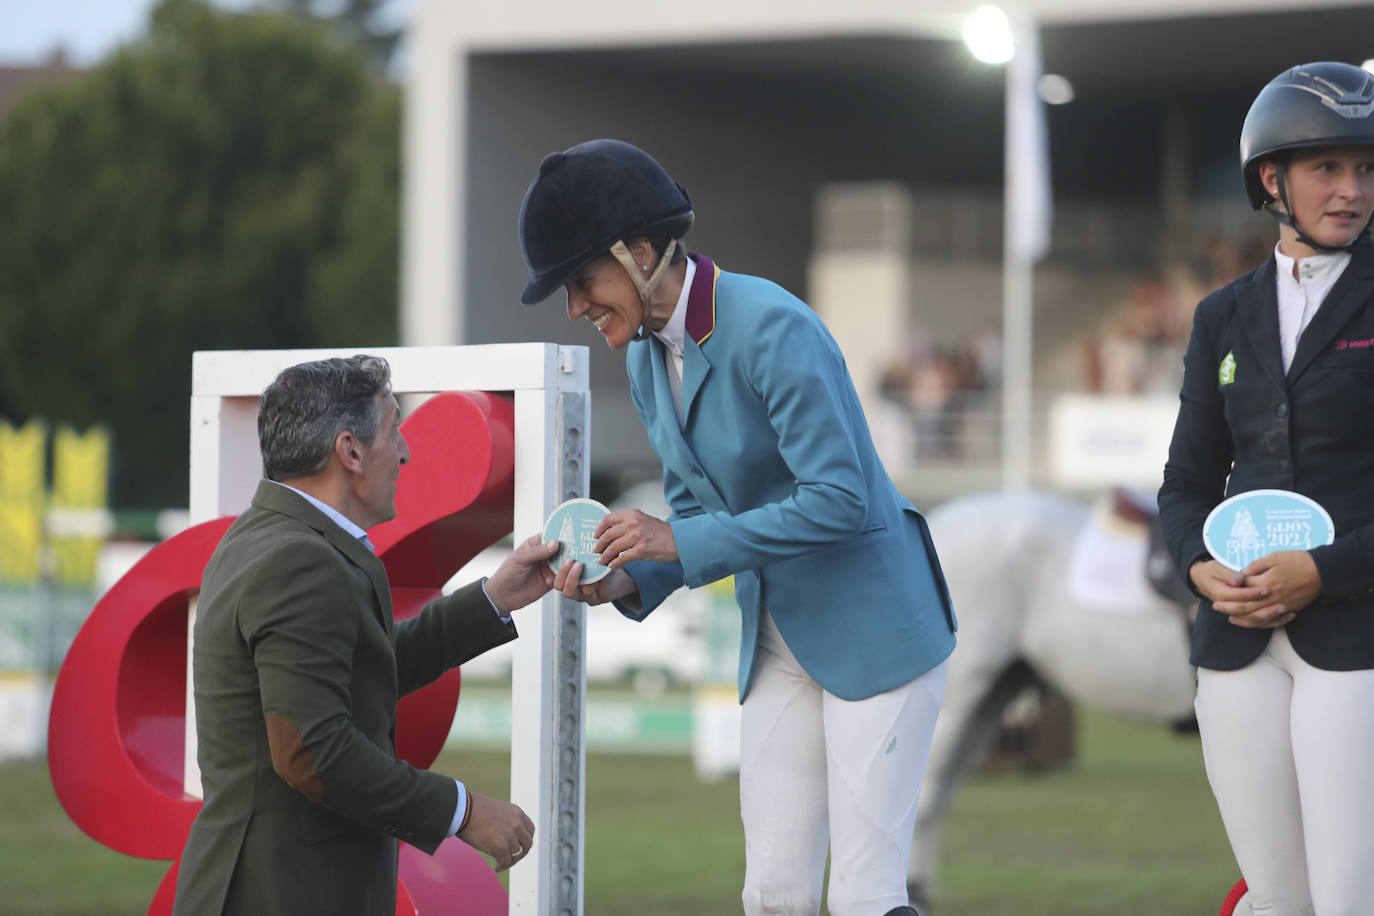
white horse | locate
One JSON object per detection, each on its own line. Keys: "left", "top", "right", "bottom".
{"left": 907, "top": 488, "right": 1208, "bottom": 911}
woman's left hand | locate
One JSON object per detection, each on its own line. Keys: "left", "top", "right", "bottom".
{"left": 1215, "top": 549, "right": 1323, "bottom": 628}
{"left": 594, "top": 509, "right": 678, "bottom": 566}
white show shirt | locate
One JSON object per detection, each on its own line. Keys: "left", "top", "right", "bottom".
{"left": 652, "top": 256, "right": 696, "bottom": 425}
{"left": 1273, "top": 244, "right": 1351, "bottom": 373}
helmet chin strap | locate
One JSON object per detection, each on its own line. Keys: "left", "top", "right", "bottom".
{"left": 1265, "top": 164, "right": 1371, "bottom": 255}
{"left": 609, "top": 239, "right": 680, "bottom": 341}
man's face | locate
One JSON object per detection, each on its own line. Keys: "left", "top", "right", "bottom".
{"left": 356, "top": 393, "right": 409, "bottom": 528}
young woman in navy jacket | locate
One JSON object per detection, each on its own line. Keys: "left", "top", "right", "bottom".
{"left": 1159, "top": 61, "right": 1374, "bottom": 914}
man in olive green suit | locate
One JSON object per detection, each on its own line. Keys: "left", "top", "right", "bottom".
{"left": 173, "top": 355, "right": 560, "bottom": 915}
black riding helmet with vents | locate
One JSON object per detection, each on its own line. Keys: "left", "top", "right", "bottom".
{"left": 1240, "top": 62, "right": 1374, "bottom": 252}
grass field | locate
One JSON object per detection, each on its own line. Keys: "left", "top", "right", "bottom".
{"left": 2, "top": 706, "right": 1236, "bottom": 915}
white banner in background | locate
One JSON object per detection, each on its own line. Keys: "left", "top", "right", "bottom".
{"left": 1049, "top": 393, "right": 1179, "bottom": 489}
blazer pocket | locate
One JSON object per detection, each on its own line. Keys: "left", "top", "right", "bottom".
{"left": 804, "top": 524, "right": 888, "bottom": 560}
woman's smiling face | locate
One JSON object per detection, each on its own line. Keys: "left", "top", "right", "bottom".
{"left": 564, "top": 253, "right": 646, "bottom": 350}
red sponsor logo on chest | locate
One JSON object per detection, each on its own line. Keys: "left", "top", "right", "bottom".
{"left": 1335, "top": 338, "right": 1374, "bottom": 350}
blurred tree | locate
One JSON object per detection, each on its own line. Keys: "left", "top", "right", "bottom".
{"left": 0, "top": 0, "right": 401, "bottom": 509}
{"left": 275, "top": 0, "right": 404, "bottom": 73}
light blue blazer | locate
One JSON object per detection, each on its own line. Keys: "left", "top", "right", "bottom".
{"left": 618, "top": 254, "right": 957, "bottom": 701}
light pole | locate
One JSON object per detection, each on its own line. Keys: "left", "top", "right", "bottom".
{"left": 964, "top": 4, "right": 1051, "bottom": 491}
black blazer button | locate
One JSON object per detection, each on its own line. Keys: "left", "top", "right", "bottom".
{"left": 1277, "top": 459, "right": 1291, "bottom": 473}
{"left": 1276, "top": 403, "right": 1289, "bottom": 418}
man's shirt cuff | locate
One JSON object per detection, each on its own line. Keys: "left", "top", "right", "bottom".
{"left": 449, "top": 780, "right": 468, "bottom": 836}
{"left": 479, "top": 577, "right": 512, "bottom": 623}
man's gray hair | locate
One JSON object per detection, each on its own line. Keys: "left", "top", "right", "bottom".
{"left": 258, "top": 355, "right": 392, "bottom": 482}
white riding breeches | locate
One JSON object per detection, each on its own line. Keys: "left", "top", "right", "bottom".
{"left": 1195, "top": 628, "right": 1374, "bottom": 916}
{"left": 740, "top": 609, "right": 947, "bottom": 916}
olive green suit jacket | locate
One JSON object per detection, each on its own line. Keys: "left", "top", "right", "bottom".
{"left": 172, "top": 480, "right": 517, "bottom": 915}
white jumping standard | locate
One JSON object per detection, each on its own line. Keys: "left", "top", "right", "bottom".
{"left": 185, "top": 343, "right": 591, "bottom": 916}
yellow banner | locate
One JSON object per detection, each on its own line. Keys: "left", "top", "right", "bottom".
{"left": 50, "top": 426, "right": 110, "bottom": 587}
{"left": 0, "top": 421, "right": 45, "bottom": 585}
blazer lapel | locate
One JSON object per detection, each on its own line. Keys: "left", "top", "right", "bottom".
{"left": 681, "top": 341, "right": 711, "bottom": 427}
{"left": 1288, "top": 243, "right": 1374, "bottom": 384}
{"left": 332, "top": 531, "right": 394, "bottom": 633}
{"left": 680, "top": 253, "right": 718, "bottom": 427}
{"left": 1234, "top": 258, "right": 1287, "bottom": 394}
{"left": 647, "top": 334, "right": 683, "bottom": 434}
{"left": 251, "top": 480, "right": 394, "bottom": 631}
{"left": 641, "top": 348, "right": 728, "bottom": 513}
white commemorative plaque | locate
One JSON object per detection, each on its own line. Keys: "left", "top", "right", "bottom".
{"left": 1202, "top": 489, "right": 1335, "bottom": 571}
{"left": 543, "top": 497, "right": 613, "bottom": 584}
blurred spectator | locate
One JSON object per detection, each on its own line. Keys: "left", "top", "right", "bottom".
{"left": 879, "top": 327, "right": 1002, "bottom": 463}
{"left": 876, "top": 229, "right": 1271, "bottom": 466}
{"left": 911, "top": 349, "right": 958, "bottom": 458}
{"left": 1084, "top": 232, "right": 1269, "bottom": 395}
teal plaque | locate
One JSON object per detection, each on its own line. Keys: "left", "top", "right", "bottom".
{"left": 1203, "top": 489, "right": 1335, "bottom": 571}
{"left": 543, "top": 498, "right": 613, "bottom": 583}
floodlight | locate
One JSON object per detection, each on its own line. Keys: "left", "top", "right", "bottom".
{"left": 963, "top": 5, "right": 1014, "bottom": 65}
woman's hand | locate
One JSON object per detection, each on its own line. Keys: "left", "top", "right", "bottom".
{"left": 1190, "top": 557, "right": 1289, "bottom": 628}
{"left": 552, "top": 564, "right": 639, "bottom": 607}
{"left": 593, "top": 510, "right": 678, "bottom": 566}
{"left": 1192, "top": 551, "right": 1322, "bottom": 628}
{"left": 1225, "top": 550, "right": 1323, "bottom": 628}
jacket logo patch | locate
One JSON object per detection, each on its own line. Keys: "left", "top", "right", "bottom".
{"left": 1219, "top": 351, "right": 1237, "bottom": 385}
{"left": 1335, "top": 338, "right": 1374, "bottom": 350}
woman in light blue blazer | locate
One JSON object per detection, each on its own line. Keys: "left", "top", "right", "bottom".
{"left": 518, "top": 139, "right": 956, "bottom": 916}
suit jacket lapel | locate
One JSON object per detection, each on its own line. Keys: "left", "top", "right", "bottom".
{"left": 682, "top": 341, "right": 710, "bottom": 426}
{"left": 680, "top": 253, "right": 718, "bottom": 426}
{"left": 633, "top": 256, "right": 732, "bottom": 515}
{"left": 336, "top": 531, "right": 394, "bottom": 633}
{"left": 1236, "top": 258, "right": 1287, "bottom": 394}
{"left": 647, "top": 334, "right": 683, "bottom": 435}
{"left": 640, "top": 346, "right": 727, "bottom": 513}
{"left": 250, "top": 480, "right": 394, "bottom": 631}
{"left": 1288, "top": 242, "right": 1374, "bottom": 384}
{"left": 641, "top": 334, "right": 698, "bottom": 471}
